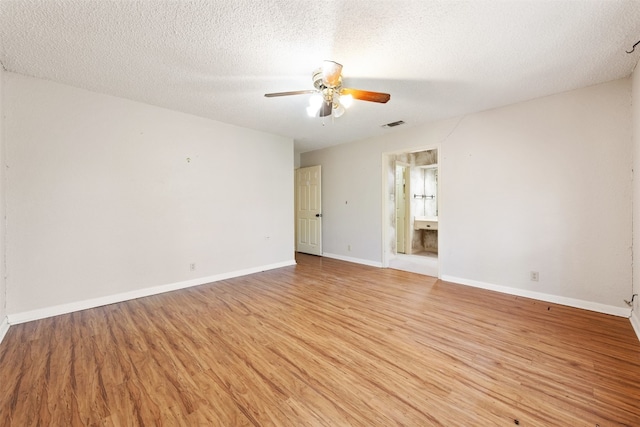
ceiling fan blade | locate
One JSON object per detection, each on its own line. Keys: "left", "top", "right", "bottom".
{"left": 322, "top": 61, "right": 343, "bottom": 87}
{"left": 264, "top": 90, "right": 316, "bottom": 97}
{"left": 341, "top": 88, "right": 390, "bottom": 103}
{"left": 319, "top": 101, "right": 332, "bottom": 117}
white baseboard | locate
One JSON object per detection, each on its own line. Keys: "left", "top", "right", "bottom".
{"left": 631, "top": 311, "right": 640, "bottom": 342}
{"left": 0, "top": 316, "right": 9, "bottom": 345}
{"left": 7, "top": 259, "right": 297, "bottom": 325}
{"left": 441, "top": 275, "right": 631, "bottom": 318}
{"left": 322, "top": 252, "right": 383, "bottom": 268}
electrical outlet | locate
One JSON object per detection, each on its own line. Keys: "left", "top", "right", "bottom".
{"left": 530, "top": 271, "right": 539, "bottom": 282}
{"left": 348, "top": 245, "right": 351, "bottom": 252}
{"left": 190, "top": 263, "right": 196, "bottom": 271}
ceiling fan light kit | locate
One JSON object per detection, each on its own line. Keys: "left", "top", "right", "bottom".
{"left": 265, "top": 60, "right": 390, "bottom": 119}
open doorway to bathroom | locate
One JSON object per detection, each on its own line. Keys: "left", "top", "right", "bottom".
{"left": 383, "top": 147, "right": 440, "bottom": 277}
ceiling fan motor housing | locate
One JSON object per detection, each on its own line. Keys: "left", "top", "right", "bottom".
{"left": 312, "top": 69, "right": 342, "bottom": 91}
{"left": 312, "top": 68, "right": 342, "bottom": 106}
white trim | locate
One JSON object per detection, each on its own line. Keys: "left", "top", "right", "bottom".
{"left": 0, "top": 316, "right": 9, "bottom": 345}
{"left": 441, "top": 275, "right": 631, "bottom": 318}
{"left": 631, "top": 311, "right": 640, "bottom": 342}
{"left": 322, "top": 252, "right": 383, "bottom": 268}
{"left": 7, "top": 259, "right": 296, "bottom": 325}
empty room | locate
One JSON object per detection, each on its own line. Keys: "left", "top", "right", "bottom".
{"left": 1, "top": 1, "right": 640, "bottom": 425}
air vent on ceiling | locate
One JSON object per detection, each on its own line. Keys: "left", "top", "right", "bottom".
{"left": 382, "top": 120, "right": 405, "bottom": 128}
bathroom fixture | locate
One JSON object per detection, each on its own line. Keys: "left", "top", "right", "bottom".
{"left": 414, "top": 216, "right": 438, "bottom": 230}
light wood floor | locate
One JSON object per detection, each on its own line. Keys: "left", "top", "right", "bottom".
{"left": 1, "top": 254, "right": 640, "bottom": 426}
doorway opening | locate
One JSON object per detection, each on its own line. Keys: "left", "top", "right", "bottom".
{"left": 382, "top": 147, "right": 440, "bottom": 277}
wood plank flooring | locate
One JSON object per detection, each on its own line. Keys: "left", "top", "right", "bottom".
{"left": 1, "top": 253, "right": 640, "bottom": 426}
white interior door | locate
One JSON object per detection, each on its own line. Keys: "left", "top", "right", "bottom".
{"left": 296, "top": 165, "right": 322, "bottom": 255}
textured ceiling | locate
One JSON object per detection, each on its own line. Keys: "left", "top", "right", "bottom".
{"left": 1, "top": 1, "right": 640, "bottom": 153}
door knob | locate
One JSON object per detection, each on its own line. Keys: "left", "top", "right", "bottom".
{"left": 315, "top": 213, "right": 322, "bottom": 217}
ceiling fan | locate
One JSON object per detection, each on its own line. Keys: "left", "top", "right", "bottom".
{"left": 264, "top": 60, "right": 390, "bottom": 118}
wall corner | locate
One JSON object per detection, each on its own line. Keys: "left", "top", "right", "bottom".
{"left": 0, "top": 316, "right": 8, "bottom": 345}
{"left": 631, "top": 310, "right": 640, "bottom": 343}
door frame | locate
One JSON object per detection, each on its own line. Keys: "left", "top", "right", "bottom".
{"left": 381, "top": 144, "right": 441, "bottom": 276}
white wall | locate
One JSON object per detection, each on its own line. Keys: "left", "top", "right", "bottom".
{"left": 0, "top": 65, "right": 7, "bottom": 340}
{"left": 302, "top": 138, "right": 385, "bottom": 262}
{"left": 632, "top": 63, "right": 640, "bottom": 338}
{"left": 302, "top": 78, "right": 632, "bottom": 314}
{"left": 5, "top": 73, "right": 294, "bottom": 316}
